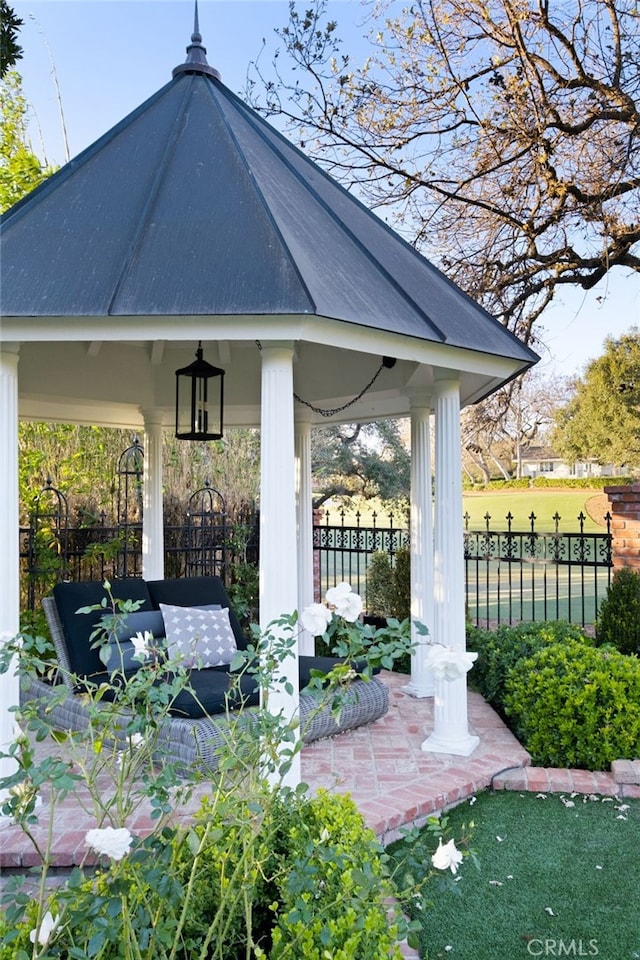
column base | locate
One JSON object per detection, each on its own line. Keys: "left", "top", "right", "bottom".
{"left": 421, "top": 731, "right": 480, "bottom": 757}
{"left": 402, "top": 677, "right": 435, "bottom": 699}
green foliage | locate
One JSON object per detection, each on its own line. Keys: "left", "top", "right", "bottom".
{"left": 0, "top": 586, "right": 435, "bottom": 958}
{"left": 391, "top": 546, "right": 411, "bottom": 621}
{"left": 0, "top": 2, "right": 22, "bottom": 77}
{"left": 551, "top": 328, "right": 640, "bottom": 468}
{"left": 311, "top": 420, "right": 410, "bottom": 508}
{"left": 267, "top": 790, "right": 402, "bottom": 958}
{"left": 503, "top": 640, "right": 640, "bottom": 769}
{"left": 463, "top": 476, "right": 633, "bottom": 492}
{"left": 466, "top": 621, "right": 590, "bottom": 709}
{"left": 365, "top": 550, "right": 394, "bottom": 617}
{"left": 0, "top": 71, "right": 54, "bottom": 212}
{"left": 532, "top": 475, "right": 634, "bottom": 489}
{"left": 365, "top": 547, "right": 411, "bottom": 620}
{"left": 596, "top": 567, "right": 640, "bottom": 655}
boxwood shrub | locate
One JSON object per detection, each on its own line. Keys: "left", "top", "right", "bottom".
{"left": 596, "top": 567, "right": 640, "bottom": 656}
{"left": 503, "top": 639, "right": 640, "bottom": 770}
{"left": 466, "top": 621, "right": 590, "bottom": 710}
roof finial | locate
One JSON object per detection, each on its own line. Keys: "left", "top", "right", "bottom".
{"left": 172, "top": 0, "right": 221, "bottom": 80}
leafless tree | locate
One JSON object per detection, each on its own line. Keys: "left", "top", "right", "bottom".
{"left": 249, "top": 0, "right": 640, "bottom": 344}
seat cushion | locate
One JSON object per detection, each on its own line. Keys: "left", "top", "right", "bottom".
{"left": 53, "top": 580, "right": 154, "bottom": 679}
{"left": 167, "top": 667, "right": 259, "bottom": 718}
{"left": 147, "top": 576, "right": 248, "bottom": 650}
{"left": 298, "top": 655, "right": 379, "bottom": 689}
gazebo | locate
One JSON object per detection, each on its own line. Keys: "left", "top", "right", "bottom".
{"left": 0, "top": 12, "right": 538, "bottom": 784}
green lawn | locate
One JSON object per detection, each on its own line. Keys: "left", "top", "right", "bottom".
{"left": 462, "top": 489, "right": 608, "bottom": 533}
{"left": 389, "top": 790, "right": 640, "bottom": 960}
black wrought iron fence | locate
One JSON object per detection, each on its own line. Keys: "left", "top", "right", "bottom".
{"left": 20, "top": 477, "right": 259, "bottom": 613}
{"left": 313, "top": 509, "right": 410, "bottom": 603}
{"left": 463, "top": 511, "right": 613, "bottom": 628}
{"left": 314, "top": 509, "right": 613, "bottom": 628}
{"left": 20, "top": 493, "right": 613, "bottom": 628}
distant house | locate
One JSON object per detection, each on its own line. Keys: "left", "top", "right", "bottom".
{"left": 520, "top": 445, "right": 627, "bottom": 480}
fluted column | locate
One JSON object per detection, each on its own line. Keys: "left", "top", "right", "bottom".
{"left": 422, "top": 372, "right": 479, "bottom": 756}
{"left": 142, "top": 411, "right": 165, "bottom": 581}
{"left": 295, "top": 409, "right": 315, "bottom": 655}
{"left": 403, "top": 393, "right": 435, "bottom": 697}
{"left": 260, "top": 342, "right": 300, "bottom": 785}
{"left": 0, "top": 345, "right": 20, "bottom": 790}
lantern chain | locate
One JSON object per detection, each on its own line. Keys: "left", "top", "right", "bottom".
{"left": 255, "top": 341, "right": 388, "bottom": 418}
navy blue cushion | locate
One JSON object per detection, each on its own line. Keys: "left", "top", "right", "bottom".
{"left": 167, "top": 667, "right": 259, "bottom": 718}
{"left": 147, "top": 577, "right": 248, "bottom": 650}
{"left": 104, "top": 610, "right": 167, "bottom": 673}
{"left": 53, "top": 580, "right": 154, "bottom": 679}
{"left": 298, "top": 655, "right": 379, "bottom": 688}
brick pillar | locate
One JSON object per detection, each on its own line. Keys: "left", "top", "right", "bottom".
{"left": 604, "top": 483, "right": 640, "bottom": 571}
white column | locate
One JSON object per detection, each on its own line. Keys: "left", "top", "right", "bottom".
{"left": 403, "top": 393, "right": 435, "bottom": 698}
{"left": 142, "top": 411, "right": 165, "bottom": 581}
{"left": 0, "top": 345, "right": 21, "bottom": 792}
{"left": 422, "top": 372, "right": 479, "bottom": 756}
{"left": 260, "top": 342, "right": 300, "bottom": 785}
{"left": 295, "top": 410, "right": 315, "bottom": 655}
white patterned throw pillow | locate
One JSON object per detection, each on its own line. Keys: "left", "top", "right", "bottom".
{"left": 159, "top": 603, "right": 237, "bottom": 668}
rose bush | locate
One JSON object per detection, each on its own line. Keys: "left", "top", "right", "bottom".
{"left": 0, "top": 582, "right": 472, "bottom": 958}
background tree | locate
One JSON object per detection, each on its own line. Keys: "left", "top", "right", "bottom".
{"left": 462, "top": 369, "right": 571, "bottom": 480}
{"left": 0, "top": 1, "right": 22, "bottom": 78}
{"left": 311, "top": 419, "right": 410, "bottom": 508}
{"left": 551, "top": 328, "right": 640, "bottom": 468}
{"left": 250, "top": 0, "right": 640, "bottom": 344}
{"left": 0, "top": 70, "right": 54, "bottom": 212}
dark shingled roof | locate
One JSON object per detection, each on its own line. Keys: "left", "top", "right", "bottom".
{"left": 0, "top": 19, "right": 537, "bottom": 369}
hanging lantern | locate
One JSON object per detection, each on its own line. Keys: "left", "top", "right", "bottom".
{"left": 175, "top": 342, "right": 225, "bottom": 441}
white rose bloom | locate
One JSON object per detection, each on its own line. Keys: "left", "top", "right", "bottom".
{"left": 326, "top": 582, "right": 363, "bottom": 622}
{"left": 85, "top": 826, "right": 133, "bottom": 861}
{"left": 300, "top": 603, "right": 333, "bottom": 636}
{"left": 431, "top": 838, "right": 463, "bottom": 874}
{"left": 325, "top": 582, "right": 352, "bottom": 605}
{"left": 130, "top": 630, "right": 153, "bottom": 661}
{"left": 337, "top": 590, "right": 363, "bottom": 622}
{"left": 29, "top": 911, "right": 59, "bottom": 946}
{"left": 427, "top": 646, "right": 477, "bottom": 681}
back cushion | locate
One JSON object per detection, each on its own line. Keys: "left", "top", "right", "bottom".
{"left": 105, "top": 609, "right": 166, "bottom": 673}
{"left": 146, "top": 576, "right": 248, "bottom": 650}
{"left": 53, "top": 580, "right": 154, "bottom": 678}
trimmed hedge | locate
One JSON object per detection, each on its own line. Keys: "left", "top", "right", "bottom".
{"left": 466, "top": 621, "right": 590, "bottom": 709}
{"left": 503, "top": 640, "right": 640, "bottom": 770}
{"left": 596, "top": 567, "right": 640, "bottom": 656}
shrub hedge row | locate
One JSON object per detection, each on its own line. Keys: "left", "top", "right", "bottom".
{"left": 467, "top": 620, "right": 640, "bottom": 770}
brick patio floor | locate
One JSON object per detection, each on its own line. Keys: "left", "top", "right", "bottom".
{"left": 2, "top": 671, "right": 637, "bottom": 959}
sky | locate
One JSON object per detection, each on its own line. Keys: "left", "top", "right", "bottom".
{"left": 8, "top": 0, "right": 640, "bottom": 379}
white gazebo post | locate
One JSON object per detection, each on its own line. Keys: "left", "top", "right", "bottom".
{"left": 295, "top": 407, "right": 315, "bottom": 655}
{"left": 142, "top": 410, "right": 165, "bottom": 581}
{"left": 403, "top": 391, "right": 436, "bottom": 698}
{"left": 0, "top": 345, "right": 21, "bottom": 790}
{"left": 423, "top": 371, "right": 479, "bottom": 756}
{"left": 259, "top": 341, "right": 300, "bottom": 785}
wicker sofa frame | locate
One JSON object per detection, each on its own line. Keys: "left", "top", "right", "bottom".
{"left": 20, "top": 587, "right": 389, "bottom": 777}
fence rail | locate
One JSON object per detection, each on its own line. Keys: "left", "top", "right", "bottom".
{"left": 313, "top": 510, "right": 410, "bottom": 602}
{"left": 463, "top": 511, "right": 613, "bottom": 627}
{"left": 20, "top": 506, "right": 613, "bottom": 628}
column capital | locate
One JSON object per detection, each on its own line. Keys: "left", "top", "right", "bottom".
{"left": 434, "top": 368, "right": 460, "bottom": 390}
{"left": 0, "top": 342, "right": 21, "bottom": 357}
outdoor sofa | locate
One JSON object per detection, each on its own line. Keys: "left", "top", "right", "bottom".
{"left": 21, "top": 576, "right": 389, "bottom": 776}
